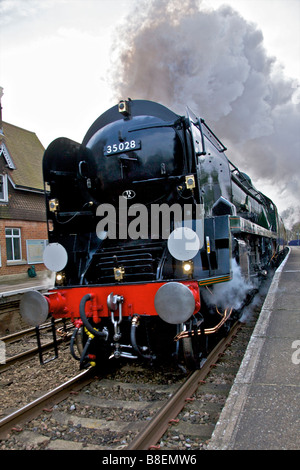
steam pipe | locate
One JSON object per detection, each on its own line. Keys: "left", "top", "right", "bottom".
{"left": 130, "top": 316, "right": 155, "bottom": 361}
{"left": 79, "top": 294, "right": 108, "bottom": 338}
{"left": 175, "top": 307, "right": 233, "bottom": 341}
{"left": 70, "top": 327, "right": 81, "bottom": 361}
{"left": 80, "top": 336, "right": 92, "bottom": 369}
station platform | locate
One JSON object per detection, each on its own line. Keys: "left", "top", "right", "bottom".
{"left": 208, "top": 246, "right": 300, "bottom": 450}
{"left": 0, "top": 271, "right": 54, "bottom": 298}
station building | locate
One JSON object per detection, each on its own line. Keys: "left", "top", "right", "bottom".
{"left": 0, "top": 89, "right": 48, "bottom": 282}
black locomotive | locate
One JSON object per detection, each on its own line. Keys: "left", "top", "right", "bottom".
{"left": 20, "top": 99, "right": 286, "bottom": 369}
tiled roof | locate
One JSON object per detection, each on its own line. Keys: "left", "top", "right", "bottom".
{"left": 1, "top": 122, "right": 44, "bottom": 191}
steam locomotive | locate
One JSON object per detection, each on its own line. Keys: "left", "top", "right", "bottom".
{"left": 20, "top": 99, "right": 285, "bottom": 369}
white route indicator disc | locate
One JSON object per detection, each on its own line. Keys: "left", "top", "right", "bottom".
{"left": 43, "top": 242, "right": 68, "bottom": 272}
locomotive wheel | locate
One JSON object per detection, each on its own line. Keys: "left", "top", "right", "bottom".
{"left": 181, "top": 316, "right": 208, "bottom": 370}
{"left": 182, "top": 336, "right": 200, "bottom": 370}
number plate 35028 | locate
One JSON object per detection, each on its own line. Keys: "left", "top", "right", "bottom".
{"left": 104, "top": 139, "right": 141, "bottom": 156}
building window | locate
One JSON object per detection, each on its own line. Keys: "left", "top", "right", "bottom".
{"left": 5, "top": 228, "right": 22, "bottom": 261}
{"left": 0, "top": 174, "right": 8, "bottom": 202}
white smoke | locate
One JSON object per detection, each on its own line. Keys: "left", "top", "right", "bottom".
{"left": 109, "top": 0, "right": 300, "bottom": 228}
{"left": 238, "top": 284, "right": 266, "bottom": 324}
{"left": 202, "top": 259, "right": 253, "bottom": 311}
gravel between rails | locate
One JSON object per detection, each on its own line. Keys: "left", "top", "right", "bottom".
{"left": 0, "top": 284, "right": 268, "bottom": 450}
{"left": 0, "top": 345, "right": 79, "bottom": 419}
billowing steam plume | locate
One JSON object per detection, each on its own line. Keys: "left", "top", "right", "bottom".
{"left": 202, "top": 259, "right": 253, "bottom": 311}
{"left": 109, "top": 0, "right": 300, "bottom": 228}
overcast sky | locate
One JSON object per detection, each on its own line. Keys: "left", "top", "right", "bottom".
{"left": 0, "top": 0, "right": 299, "bottom": 222}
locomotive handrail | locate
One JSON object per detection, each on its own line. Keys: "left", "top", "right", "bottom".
{"left": 200, "top": 118, "right": 227, "bottom": 153}
{"left": 230, "top": 172, "right": 267, "bottom": 206}
{"left": 195, "top": 116, "right": 206, "bottom": 156}
{"left": 132, "top": 173, "right": 196, "bottom": 185}
{"left": 127, "top": 118, "right": 182, "bottom": 132}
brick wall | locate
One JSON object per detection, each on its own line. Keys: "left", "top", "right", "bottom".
{"left": 0, "top": 219, "right": 48, "bottom": 276}
{"left": 0, "top": 177, "right": 46, "bottom": 222}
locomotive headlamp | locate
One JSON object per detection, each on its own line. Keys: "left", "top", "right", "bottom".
{"left": 114, "top": 266, "right": 125, "bottom": 281}
{"left": 118, "top": 100, "right": 131, "bottom": 117}
{"left": 185, "top": 175, "right": 195, "bottom": 190}
{"left": 49, "top": 198, "right": 59, "bottom": 212}
{"left": 182, "top": 260, "right": 194, "bottom": 275}
{"left": 55, "top": 272, "right": 66, "bottom": 285}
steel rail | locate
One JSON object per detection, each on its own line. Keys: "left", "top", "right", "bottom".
{"left": 127, "top": 322, "right": 242, "bottom": 450}
{"left": 0, "top": 334, "right": 72, "bottom": 373}
{"left": 0, "top": 319, "right": 67, "bottom": 344}
{"left": 0, "top": 368, "right": 95, "bottom": 440}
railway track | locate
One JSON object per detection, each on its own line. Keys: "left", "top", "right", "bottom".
{"left": 0, "top": 269, "right": 272, "bottom": 450}
{"left": 1, "top": 319, "right": 64, "bottom": 344}
{"left": 128, "top": 321, "right": 242, "bottom": 450}
{"left": 0, "top": 308, "right": 260, "bottom": 450}
{"left": 0, "top": 321, "right": 71, "bottom": 373}
{"left": 0, "top": 299, "right": 22, "bottom": 337}
{"left": 0, "top": 368, "right": 95, "bottom": 441}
